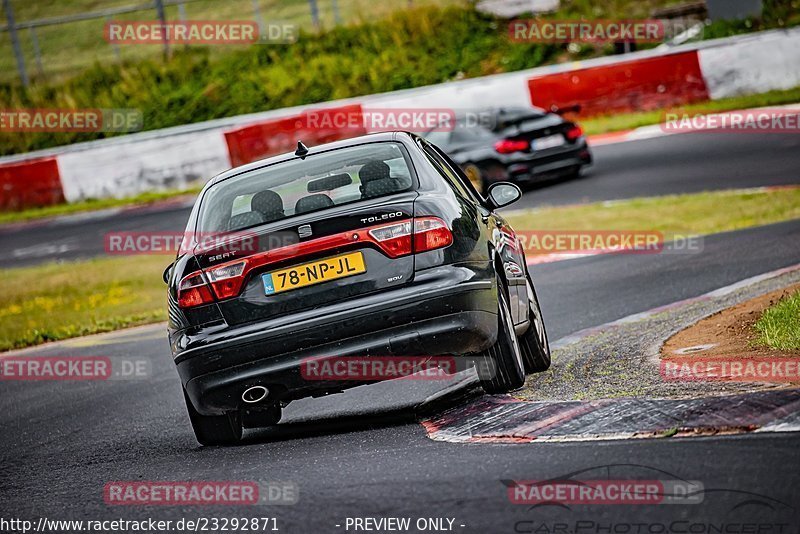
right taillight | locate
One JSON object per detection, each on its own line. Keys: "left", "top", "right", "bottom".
{"left": 566, "top": 124, "right": 584, "bottom": 141}
{"left": 368, "top": 217, "right": 452, "bottom": 257}
{"left": 177, "top": 271, "right": 215, "bottom": 309}
{"left": 413, "top": 217, "right": 453, "bottom": 252}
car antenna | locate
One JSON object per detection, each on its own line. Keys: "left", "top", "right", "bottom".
{"left": 295, "top": 140, "right": 309, "bottom": 158}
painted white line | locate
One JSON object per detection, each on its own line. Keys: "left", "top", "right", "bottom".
{"left": 550, "top": 262, "right": 800, "bottom": 350}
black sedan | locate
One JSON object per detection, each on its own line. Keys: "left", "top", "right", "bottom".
{"left": 164, "top": 132, "right": 550, "bottom": 445}
{"left": 423, "top": 106, "right": 593, "bottom": 193}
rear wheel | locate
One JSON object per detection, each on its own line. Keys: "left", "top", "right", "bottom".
{"left": 518, "top": 275, "right": 551, "bottom": 374}
{"left": 183, "top": 390, "right": 243, "bottom": 446}
{"left": 478, "top": 277, "right": 526, "bottom": 394}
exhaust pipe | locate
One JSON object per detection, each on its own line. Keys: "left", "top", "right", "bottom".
{"left": 242, "top": 385, "right": 269, "bottom": 404}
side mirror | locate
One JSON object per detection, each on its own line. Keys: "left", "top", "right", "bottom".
{"left": 487, "top": 182, "right": 521, "bottom": 209}
{"left": 162, "top": 263, "right": 174, "bottom": 285}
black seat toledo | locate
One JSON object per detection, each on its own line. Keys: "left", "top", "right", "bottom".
{"left": 165, "top": 132, "right": 550, "bottom": 445}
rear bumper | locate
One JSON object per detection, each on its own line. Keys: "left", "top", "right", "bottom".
{"left": 175, "top": 263, "right": 497, "bottom": 415}
{"left": 507, "top": 140, "right": 592, "bottom": 182}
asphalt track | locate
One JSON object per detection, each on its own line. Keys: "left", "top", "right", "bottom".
{"left": 1, "top": 131, "right": 800, "bottom": 530}
{"left": 2, "top": 129, "right": 800, "bottom": 268}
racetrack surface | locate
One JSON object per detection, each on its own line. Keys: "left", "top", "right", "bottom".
{"left": 2, "top": 218, "right": 800, "bottom": 529}
{"left": 2, "top": 129, "right": 800, "bottom": 529}
{"left": 2, "top": 129, "right": 799, "bottom": 268}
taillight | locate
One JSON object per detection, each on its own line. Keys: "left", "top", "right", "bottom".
{"left": 368, "top": 217, "right": 452, "bottom": 257}
{"left": 494, "top": 139, "right": 529, "bottom": 154}
{"left": 369, "top": 221, "right": 413, "bottom": 257}
{"left": 413, "top": 217, "right": 453, "bottom": 252}
{"left": 177, "top": 271, "right": 214, "bottom": 309}
{"left": 206, "top": 261, "right": 247, "bottom": 300}
{"left": 566, "top": 124, "right": 584, "bottom": 141}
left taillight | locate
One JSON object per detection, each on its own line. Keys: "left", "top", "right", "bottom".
{"left": 177, "top": 271, "right": 215, "bottom": 309}
{"left": 205, "top": 261, "right": 247, "bottom": 300}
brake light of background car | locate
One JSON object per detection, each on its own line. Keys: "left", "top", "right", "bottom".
{"left": 565, "top": 124, "right": 584, "bottom": 141}
{"left": 494, "top": 139, "right": 530, "bottom": 154}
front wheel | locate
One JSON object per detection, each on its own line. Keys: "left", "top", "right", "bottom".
{"left": 183, "top": 390, "right": 243, "bottom": 446}
{"left": 478, "top": 277, "right": 526, "bottom": 394}
{"left": 518, "top": 275, "right": 551, "bottom": 374}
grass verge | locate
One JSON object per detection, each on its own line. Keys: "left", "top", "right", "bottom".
{"left": 754, "top": 290, "right": 800, "bottom": 350}
{"left": 504, "top": 187, "right": 800, "bottom": 235}
{"left": 2, "top": 187, "right": 799, "bottom": 352}
{"left": 580, "top": 87, "right": 800, "bottom": 136}
{"left": 0, "top": 255, "right": 168, "bottom": 352}
{"left": 0, "top": 187, "right": 200, "bottom": 225}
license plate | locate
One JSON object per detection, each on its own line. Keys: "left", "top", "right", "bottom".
{"left": 262, "top": 251, "right": 366, "bottom": 295}
{"left": 533, "top": 134, "right": 565, "bottom": 151}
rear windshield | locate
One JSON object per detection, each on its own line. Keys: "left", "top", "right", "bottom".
{"left": 197, "top": 142, "right": 414, "bottom": 233}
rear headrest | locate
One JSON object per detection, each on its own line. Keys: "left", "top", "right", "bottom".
{"left": 363, "top": 177, "right": 404, "bottom": 199}
{"left": 358, "top": 160, "right": 390, "bottom": 185}
{"left": 294, "top": 194, "right": 334, "bottom": 215}
{"left": 251, "top": 190, "right": 284, "bottom": 222}
{"left": 228, "top": 211, "right": 266, "bottom": 231}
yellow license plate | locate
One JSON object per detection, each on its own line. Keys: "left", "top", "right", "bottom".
{"left": 262, "top": 251, "right": 366, "bottom": 295}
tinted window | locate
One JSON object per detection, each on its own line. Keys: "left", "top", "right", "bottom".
{"left": 198, "top": 142, "right": 414, "bottom": 233}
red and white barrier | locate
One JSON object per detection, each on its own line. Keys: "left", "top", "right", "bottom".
{"left": 0, "top": 28, "right": 798, "bottom": 208}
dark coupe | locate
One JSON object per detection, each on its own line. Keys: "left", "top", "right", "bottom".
{"left": 423, "top": 106, "right": 592, "bottom": 193}
{"left": 165, "top": 132, "right": 551, "bottom": 445}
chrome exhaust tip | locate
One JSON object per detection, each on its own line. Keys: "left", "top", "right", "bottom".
{"left": 242, "top": 385, "right": 269, "bottom": 404}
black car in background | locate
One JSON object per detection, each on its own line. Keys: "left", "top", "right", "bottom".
{"left": 165, "top": 132, "right": 551, "bottom": 445}
{"left": 423, "top": 106, "right": 592, "bottom": 193}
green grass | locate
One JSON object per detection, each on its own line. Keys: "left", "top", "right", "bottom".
{"left": 754, "top": 290, "right": 800, "bottom": 350}
{"left": 0, "top": 0, "right": 465, "bottom": 85}
{"left": 580, "top": 86, "right": 800, "bottom": 136}
{"left": 0, "top": 187, "right": 201, "bottom": 225}
{"left": 0, "top": 255, "right": 169, "bottom": 351}
{"left": 504, "top": 187, "right": 800, "bottom": 235}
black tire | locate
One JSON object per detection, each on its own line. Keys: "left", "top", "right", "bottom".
{"left": 478, "top": 277, "right": 526, "bottom": 394}
{"left": 518, "top": 274, "right": 551, "bottom": 374}
{"left": 183, "top": 390, "right": 243, "bottom": 446}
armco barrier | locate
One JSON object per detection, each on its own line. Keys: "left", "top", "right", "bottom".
{"left": 1, "top": 29, "right": 798, "bottom": 209}
{"left": 0, "top": 157, "right": 63, "bottom": 210}
{"left": 527, "top": 51, "right": 709, "bottom": 116}
{"left": 225, "top": 105, "right": 365, "bottom": 167}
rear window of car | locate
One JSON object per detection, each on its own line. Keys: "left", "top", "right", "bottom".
{"left": 197, "top": 142, "right": 414, "bottom": 233}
